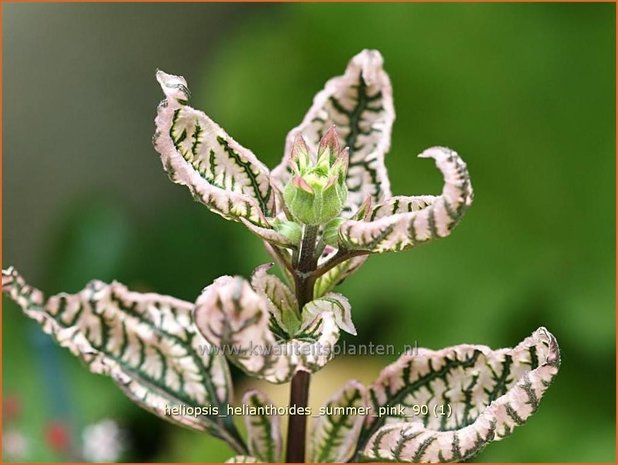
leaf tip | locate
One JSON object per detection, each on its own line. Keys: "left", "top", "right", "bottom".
{"left": 351, "top": 49, "right": 386, "bottom": 86}
{"left": 155, "top": 69, "right": 190, "bottom": 104}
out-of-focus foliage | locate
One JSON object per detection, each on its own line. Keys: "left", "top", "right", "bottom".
{"left": 3, "top": 3, "right": 614, "bottom": 462}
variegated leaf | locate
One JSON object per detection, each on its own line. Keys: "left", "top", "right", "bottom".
{"left": 272, "top": 49, "right": 395, "bottom": 215}
{"left": 194, "top": 276, "right": 339, "bottom": 384}
{"left": 314, "top": 255, "right": 368, "bottom": 297}
{"left": 355, "top": 327, "right": 560, "bottom": 462}
{"left": 367, "top": 195, "right": 437, "bottom": 221}
{"left": 225, "top": 456, "right": 259, "bottom": 463}
{"left": 339, "top": 147, "right": 473, "bottom": 253}
{"left": 154, "top": 70, "right": 275, "bottom": 226}
{"left": 2, "top": 267, "right": 246, "bottom": 453}
{"left": 310, "top": 380, "right": 368, "bottom": 463}
{"left": 303, "top": 292, "right": 356, "bottom": 336}
{"left": 251, "top": 263, "right": 300, "bottom": 336}
{"left": 242, "top": 390, "right": 282, "bottom": 462}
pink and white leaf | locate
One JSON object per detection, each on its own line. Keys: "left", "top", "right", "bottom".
{"left": 1, "top": 267, "right": 244, "bottom": 451}
{"left": 251, "top": 263, "right": 299, "bottom": 336}
{"left": 194, "top": 276, "right": 339, "bottom": 384}
{"left": 367, "top": 195, "right": 437, "bottom": 221}
{"left": 356, "top": 327, "right": 560, "bottom": 462}
{"left": 302, "top": 292, "right": 356, "bottom": 336}
{"left": 154, "top": 70, "right": 275, "bottom": 226}
{"left": 339, "top": 147, "right": 473, "bottom": 253}
{"left": 242, "top": 389, "right": 282, "bottom": 462}
{"left": 310, "top": 380, "right": 368, "bottom": 463}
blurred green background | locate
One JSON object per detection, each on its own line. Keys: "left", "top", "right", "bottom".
{"left": 3, "top": 3, "right": 615, "bottom": 462}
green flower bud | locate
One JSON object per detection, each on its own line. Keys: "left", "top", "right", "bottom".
{"left": 283, "top": 127, "right": 349, "bottom": 225}
{"left": 322, "top": 217, "right": 345, "bottom": 246}
{"left": 272, "top": 219, "right": 303, "bottom": 245}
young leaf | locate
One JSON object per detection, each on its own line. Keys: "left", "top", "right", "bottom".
{"left": 154, "top": 70, "right": 274, "bottom": 226}
{"left": 2, "top": 267, "right": 246, "bottom": 453}
{"left": 272, "top": 49, "right": 395, "bottom": 216}
{"left": 302, "top": 292, "right": 356, "bottom": 336}
{"left": 310, "top": 380, "right": 368, "bottom": 463}
{"left": 339, "top": 147, "right": 473, "bottom": 253}
{"left": 355, "top": 327, "right": 560, "bottom": 462}
{"left": 194, "top": 276, "right": 339, "bottom": 384}
{"left": 242, "top": 390, "right": 282, "bottom": 462}
{"left": 251, "top": 264, "right": 300, "bottom": 336}
{"left": 314, "top": 255, "right": 368, "bottom": 297}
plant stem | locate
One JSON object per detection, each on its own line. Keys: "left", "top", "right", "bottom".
{"left": 285, "top": 370, "right": 311, "bottom": 462}
{"left": 293, "top": 225, "right": 319, "bottom": 306}
{"left": 286, "top": 224, "right": 319, "bottom": 462}
{"left": 313, "top": 248, "right": 368, "bottom": 280}
{"left": 298, "top": 225, "right": 319, "bottom": 273}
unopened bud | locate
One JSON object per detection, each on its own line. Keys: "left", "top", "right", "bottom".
{"left": 283, "top": 128, "right": 348, "bottom": 225}
{"left": 273, "top": 219, "right": 302, "bottom": 245}
{"left": 322, "top": 217, "right": 345, "bottom": 246}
